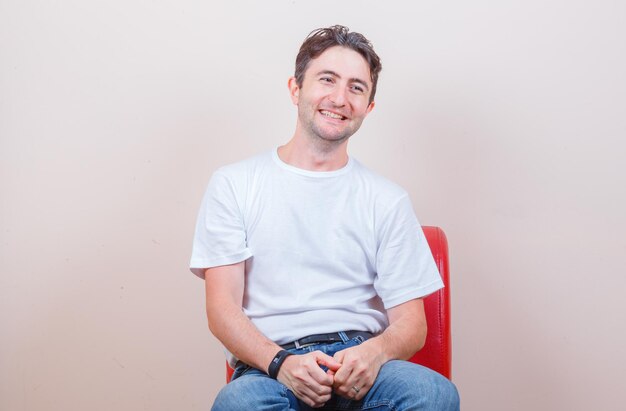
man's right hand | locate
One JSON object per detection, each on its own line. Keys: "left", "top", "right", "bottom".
{"left": 276, "top": 351, "right": 342, "bottom": 408}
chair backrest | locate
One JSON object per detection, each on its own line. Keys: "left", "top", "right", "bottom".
{"left": 226, "top": 225, "right": 451, "bottom": 381}
{"left": 410, "top": 225, "right": 451, "bottom": 379}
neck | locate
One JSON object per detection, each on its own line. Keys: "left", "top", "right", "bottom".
{"left": 278, "top": 133, "right": 349, "bottom": 172}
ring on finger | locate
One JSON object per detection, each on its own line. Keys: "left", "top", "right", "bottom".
{"left": 352, "top": 386, "right": 360, "bottom": 394}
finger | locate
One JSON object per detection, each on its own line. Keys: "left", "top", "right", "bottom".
{"left": 356, "top": 381, "right": 374, "bottom": 401}
{"left": 332, "top": 350, "right": 345, "bottom": 363}
{"left": 300, "top": 393, "right": 328, "bottom": 409}
{"left": 333, "top": 359, "right": 354, "bottom": 385}
{"left": 348, "top": 381, "right": 368, "bottom": 401}
{"left": 322, "top": 360, "right": 341, "bottom": 373}
{"left": 304, "top": 378, "right": 333, "bottom": 397}
{"left": 308, "top": 363, "right": 334, "bottom": 386}
{"left": 347, "top": 374, "right": 374, "bottom": 401}
{"left": 281, "top": 357, "right": 332, "bottom": 398}
{"left": 333, "top": 382, "right": 357, "bottom": 400}
{"left": 351, "top": 385, "right": 360, "bottom": 400}
{"left": 332, "top": 364, "right": 359, "bottom": 396}
{"left": 331, "top": 350, "right": 353, "bottom": 381}
{"left": 293, "top": 358, "right": 334, "bottom": 390}
{"left": 315, "top": 351, "right": 342, "bottom": 372}
{"left": 297, "top": 384, "right": 332, "bottom": 408}
{"left": 343, "top": 371, "right": 370, "bottom": 399}
{"left": 291, "top": 381, "right": 332, "bottom": 407}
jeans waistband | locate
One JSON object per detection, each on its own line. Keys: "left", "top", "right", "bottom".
{"left": 280, "top": 330, "right": 373, "bottom": 350}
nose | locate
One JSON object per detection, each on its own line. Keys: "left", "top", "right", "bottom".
{"left": 328, "top": 85, "right": 347, "bottom": 107}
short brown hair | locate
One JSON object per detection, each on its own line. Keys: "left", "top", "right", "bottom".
{"left": 295, "top": 25, "right": 382, "bottom": 103}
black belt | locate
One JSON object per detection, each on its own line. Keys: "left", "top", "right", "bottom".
{"left": 280, "top": 331, "right": 373, "bottom": 350}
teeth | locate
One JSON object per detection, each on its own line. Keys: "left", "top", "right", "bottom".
{"left": 320, "top": 110, "right": 344, "bottom": 120}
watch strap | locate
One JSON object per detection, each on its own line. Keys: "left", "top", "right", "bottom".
{"left": 268, "top": 349, "right": 293, "bottom": 379}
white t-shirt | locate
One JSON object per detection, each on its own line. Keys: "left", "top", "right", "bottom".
{"left": 190, "top": 149, "right": 443, "bottom": 350}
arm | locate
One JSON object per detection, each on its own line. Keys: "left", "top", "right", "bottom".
{"left": 204, "top": 262, "right": 341, "bottom": 408}
{"left": 330, "top": 298, "right": 427, "bottom": 400}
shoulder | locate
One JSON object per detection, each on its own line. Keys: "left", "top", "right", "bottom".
{"left": 214, "top": 149, "right": 274, "bottom": 176}
{"left": 211, "top": 150, "right": 274, "bottom": 183}
{"left": 351, "top": 158, "right": 410, "bottom": 203}
{"left": 201, "top": 150, "right": 275, "bottom": 204}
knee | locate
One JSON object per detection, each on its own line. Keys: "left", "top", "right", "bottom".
{"left": 414, "top": 368, "right": 460, "bottom": 411}
{"left": 211, "top": 375, "right": 293, "bottom": 411}
{"left": 378, "top": 361, "right": 460, "bottom": 411}
{"left": 432, "top": 377, "right": 460, "bottom": 411}
{"left": 211, "top": 382, "right": 248, "bottom": 411}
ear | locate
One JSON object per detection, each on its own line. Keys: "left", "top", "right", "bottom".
{"left": 365, "top": 100, "right": 375, "bottom": 115}
{"left": 287, "top": 77, "right": 300, "bottom": 105}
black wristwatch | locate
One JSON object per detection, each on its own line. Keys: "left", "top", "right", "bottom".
{"left": 268, "top": 349, "right": 293, "bottom": 379}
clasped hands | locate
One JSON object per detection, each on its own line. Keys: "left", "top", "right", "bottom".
{"left": 276, "top": 343, "right": 384, "bottom": 408}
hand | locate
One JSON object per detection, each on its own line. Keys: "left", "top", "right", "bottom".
{"left": 330, "top": 341, "right": 386, "bottom": 401}
{"left": 277, "top": 351, "right": 342, "bottom": 408}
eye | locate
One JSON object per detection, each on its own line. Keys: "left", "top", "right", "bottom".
{"left": 351, "top": 84, "right": 365, "bottom": 93}
{"left": 320, "top": 77, "right": 333, "bottom": 83}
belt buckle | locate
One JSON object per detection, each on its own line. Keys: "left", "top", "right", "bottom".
{"left": 293, "top": 339, "right": 316, "bottom": 349}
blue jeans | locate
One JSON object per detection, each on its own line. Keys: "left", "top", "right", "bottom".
{"left": 212, "top": 334, "right": 460, "bottom": 410}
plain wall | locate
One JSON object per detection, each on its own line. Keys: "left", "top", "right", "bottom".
{"left": 1, "top": 1, "right": 625, "bottom": 410}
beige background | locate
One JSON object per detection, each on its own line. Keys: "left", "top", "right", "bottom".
{"left": 2, "top": 1, "right": 625, "bottom": 410}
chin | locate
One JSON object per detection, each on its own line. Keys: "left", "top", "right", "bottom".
{"left": 313, "top": 125, "right": 356, "bottom": 142}
{"left": 314, "top": 131, "right": 351, "bottom": 144}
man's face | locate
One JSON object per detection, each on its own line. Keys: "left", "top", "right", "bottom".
{"left": 289, "top": 46, "right": 375, "bottom": 145}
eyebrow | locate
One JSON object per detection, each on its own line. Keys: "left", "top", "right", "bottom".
{"left": 316, "top": 70, "right": 370, "bottom": 91}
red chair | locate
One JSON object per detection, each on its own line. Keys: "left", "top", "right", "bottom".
{"left": 409, "top": 226, "right": 451, "bottom": 379}
{"left": 227, "top": 225, "right": 452, "bottom": 381}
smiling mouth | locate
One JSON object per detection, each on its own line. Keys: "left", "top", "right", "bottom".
{"left": 319, "top": 110, "right": 347, "bottom": 120}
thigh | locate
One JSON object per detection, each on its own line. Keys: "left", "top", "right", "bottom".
{"left": 328, "top": 361, "right": 460, "bottom": 411}
{"left": 212, "top": 368, "right": 299, "bottom": 411}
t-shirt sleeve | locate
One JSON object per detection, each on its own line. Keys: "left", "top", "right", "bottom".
{"left": 189, "top": 170, "right": 252, "bottom": 279}
{"left": 373, "top": 195, "right": 444, "bottom": 308}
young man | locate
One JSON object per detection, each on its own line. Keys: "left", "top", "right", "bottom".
{"left": 190, "top": 25, "right": 460, "bottom": 410}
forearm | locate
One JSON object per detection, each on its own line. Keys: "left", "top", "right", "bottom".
{"left": 374, "top": 316, "right": 426, "bottom": 362}
{"left": 204, "top": 262, "right": 281, "bottom": 373}
{"left": 207, "top": 284, "right": 340, "bottom": 408}
{"left": 363, "top": 299, "right": 427, "bottom": 363}
{"left": 206, "top": 295, "right": 281, "bottom": 373}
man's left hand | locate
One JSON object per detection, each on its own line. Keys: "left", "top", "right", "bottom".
{"left": 329, "top": 341, "right": 386, "bottom": 401}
